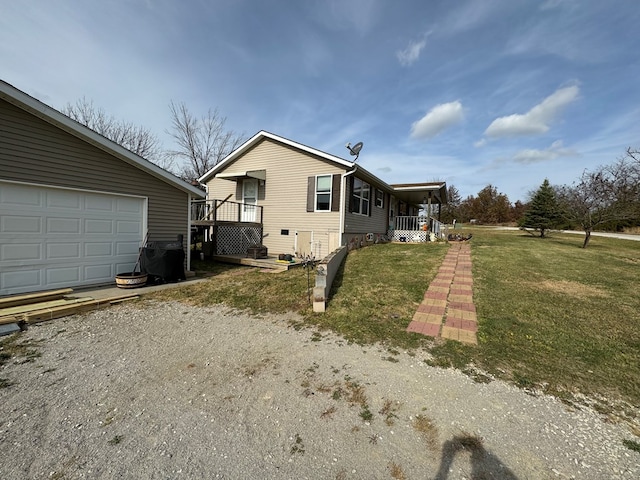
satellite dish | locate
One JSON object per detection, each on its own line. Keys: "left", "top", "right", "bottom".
{"left": 345, "top": 141, "right": 364, "bottom": 161}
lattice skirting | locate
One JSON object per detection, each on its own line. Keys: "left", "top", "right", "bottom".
{"left": 390, "top": 229, "right": 428, "bottom": 243}
{"left": 215, "top": 225, "right": 263, "bottom": 255}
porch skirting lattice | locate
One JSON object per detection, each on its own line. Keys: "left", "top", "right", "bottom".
{"left": 215, "top": 225, "right": 262, "bottom": 255}
{"left": 390, "top": 229, "right": 429, "bottom": 243}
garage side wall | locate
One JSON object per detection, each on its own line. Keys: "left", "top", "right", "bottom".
{"left": 0, "top": 99, "right": 189, "bottom": 246}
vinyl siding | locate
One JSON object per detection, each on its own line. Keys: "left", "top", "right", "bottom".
{"left": 343, "top": 179, "right": 390, "bottom": 235}
{"left": 0, "top": 98, "right": 189, "bottom": 246}
{"left": 207, "top": 138, "right": 344, "bottom": 258}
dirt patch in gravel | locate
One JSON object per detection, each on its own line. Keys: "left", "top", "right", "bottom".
{"left": 1, "top": 300, "right": 638, "bottom": 479}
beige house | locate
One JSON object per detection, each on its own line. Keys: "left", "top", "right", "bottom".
{"left": 197, "top": 131, "right": 446, "bottom": 259}
{"left": 0, "top": 80, "right": 204, "bottom": 296}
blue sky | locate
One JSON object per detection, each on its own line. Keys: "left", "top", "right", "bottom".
{"left": 1, "top": 0, "right": 639, "bottom": 202}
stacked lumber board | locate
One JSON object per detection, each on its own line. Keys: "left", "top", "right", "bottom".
{"left": 0, "top": 288, "right": 139, "bottom": 326}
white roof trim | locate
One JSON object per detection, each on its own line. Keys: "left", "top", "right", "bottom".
{"left": 392, "top": 184, "right": 445, "bottom": 192}
{"left": 199, "top": 130, "right": 354, "bottom": 183}
{"left": 0, "top": 80, "right": 204, "bottom": 198}
{"left": 216, "top": 169, "right": 266, "bottom": 181}
{"left": 197, "top": 130, "right": 446, "bottom": 204}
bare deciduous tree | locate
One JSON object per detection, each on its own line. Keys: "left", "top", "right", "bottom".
{"left": 440, "top": 184, "right": 461, "bottom": 224}
{"left": 167, "top": 101, "right": 244, "bottom": 183}
{"left": 62, "top": 98, "right": 172, "bottom": 170}
{"left": 558, "top": 149, "right": 640, "bottom": 248}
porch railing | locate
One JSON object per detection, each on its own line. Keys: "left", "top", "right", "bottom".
{"left": 391, "top": 216, "right": 445, "bottom": 242}
{"left": 191, "top": 199, "right": 263, "bottom": 224}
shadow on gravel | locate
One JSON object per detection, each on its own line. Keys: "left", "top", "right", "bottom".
{"left": 434, "top": 434, "right": 519, "bottom": 480}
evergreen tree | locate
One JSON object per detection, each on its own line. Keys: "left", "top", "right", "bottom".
{"left": 520, "top": 179, "right": 562, "bottom": 237}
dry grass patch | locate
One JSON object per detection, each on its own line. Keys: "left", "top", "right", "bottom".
{"left": 320, "top": 406, "right": 337, "bottom": 419}
{"left": 379, "top": 399, "right": 401, "bottom": 426}
{"left": 528, "top": 279, "right": 609, "bottom": 298}
{"left": 0, "top": 334, "right": 42, "bottom": 366}
{"left": 413, "top": 414, "right": 439, "bottom": 451}
{"left": 242, "top": 356, "right": 277, "bottom": 378}
{"left": 388, "top": 461, "right": 406, "bottom": 479}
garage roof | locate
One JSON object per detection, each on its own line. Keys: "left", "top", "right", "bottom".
{"left": 0, "top": 80, "right": 204, "bottom": 199}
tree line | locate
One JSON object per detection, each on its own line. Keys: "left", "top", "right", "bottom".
{"left": 440, "top": 184, "right": 525, "bottom": 226}
{"left": 441, "top": 148, "right": 640, "bottom": 248}
{"left": 62, "top": 98, "right": 244, "bottom": 183}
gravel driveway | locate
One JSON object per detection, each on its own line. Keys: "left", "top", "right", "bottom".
{"left": 1, "top": 300, "right": 638, "bottom": 479}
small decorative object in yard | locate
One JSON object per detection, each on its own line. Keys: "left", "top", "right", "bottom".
{"left": 447, "top": 233, "right": 473, "bottom": 242}
{"left": 300, "top": 253, "right": 316, "bottom": 304}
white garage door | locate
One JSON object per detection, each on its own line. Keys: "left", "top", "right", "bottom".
{"left": 0, "top": 181, "right": 146, "bottom": 296}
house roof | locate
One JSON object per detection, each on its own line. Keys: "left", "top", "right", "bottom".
{"left": 0, "top": 80, "right": 205, "bottom": 199}
{"left": 200, "top": 130, "right": 447, "bottom": 206}
{"left": 391, "top": 182, "right": 448, "bottom": 205}
{"left": 199, "top": 130, "right": 354, "bottom": 183}
{"left": 199, "top": 130, "right": 399, "bottom": 191}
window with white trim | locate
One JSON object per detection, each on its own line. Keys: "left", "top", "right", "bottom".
{"left": 375, "top": 189, "right": 384, "bottom": 208}
{"left": 315, "top": 174, "right": 332, "bottom": 211}
{"left": 351, "top": 178, "right": 370, "bottom": 215}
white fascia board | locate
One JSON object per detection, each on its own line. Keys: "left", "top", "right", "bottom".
{"left": 354, "top": 168, "right": 396, "bottom": 193}
{"left": 216, "top": 169, "right": 267, "bottom": 181}
{"left": 199, "top": 130, "right": 355, "bottom": 183}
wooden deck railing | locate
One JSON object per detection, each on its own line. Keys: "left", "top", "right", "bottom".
{"left": 191, "top": 199, "right": 263, "bottom": 225}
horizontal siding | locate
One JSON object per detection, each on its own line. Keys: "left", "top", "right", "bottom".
{"left": 208, "top": 139, "right": 344, "bottom": 257}
{"left": 0, "top": 99, "right": 189, "bottom": 246}
{"left": 344, "top": 180, "right": 389, "bottom": 234}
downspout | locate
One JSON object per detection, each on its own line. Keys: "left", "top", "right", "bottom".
{"left": 186, "top": 194, "right": 193, "bottom": 272}
{"left": 339, "top": 165, "right": 358, "bottom": 245}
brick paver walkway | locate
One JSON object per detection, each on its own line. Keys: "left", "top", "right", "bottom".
{"left": 406, "top": 243, "right": 477, "bottom": 344}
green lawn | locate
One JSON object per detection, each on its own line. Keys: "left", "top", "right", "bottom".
{"left": 158, "top": 229, "right": 640, "bottom": 415}
{"left": 465, "top": 229, "right": 640, "bottom": 411}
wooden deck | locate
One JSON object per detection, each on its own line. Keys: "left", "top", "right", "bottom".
{"left": 211, "top": 255, "right": 301, "bottom": 272}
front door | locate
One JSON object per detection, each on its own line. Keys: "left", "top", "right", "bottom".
{"left": 242, "top": 179, "right": 258, "bottom": 222}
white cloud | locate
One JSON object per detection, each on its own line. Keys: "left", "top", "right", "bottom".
{"left": 484, "top": 85, "right": 580, "bottom": 138}
{"left": 474, "top": 138, "right": 487, "bottom": 148}
{"left": 410, "top": 101, "right": 464, "bottom": 139}
{"left": 512, "top": 140, "right": 577, "bottom": 164}
{"left": 396, "top": 35, "right": 428, "bottom": 66}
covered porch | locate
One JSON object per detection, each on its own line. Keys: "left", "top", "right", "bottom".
{"left": 389, "top": 182, "right": 448, "bottom": 243}
{"left": 391, "top": 215, "right": 446, "bottom": 242}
